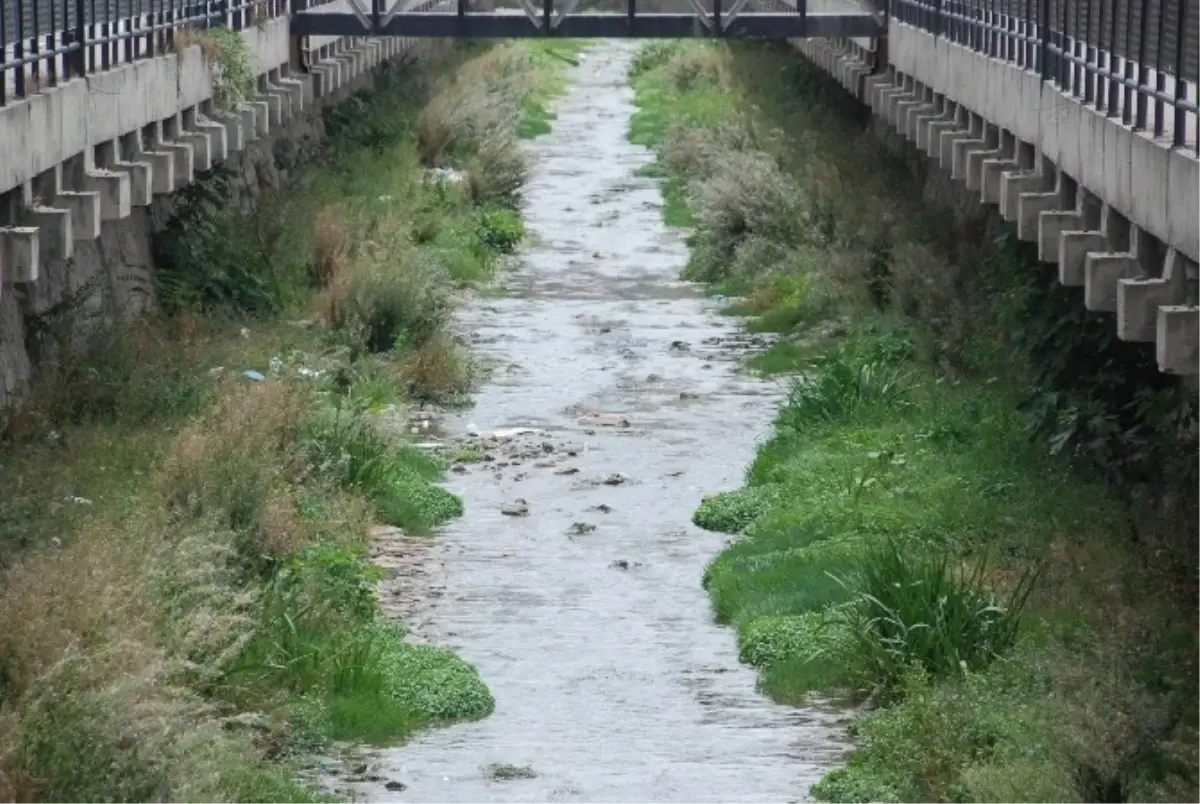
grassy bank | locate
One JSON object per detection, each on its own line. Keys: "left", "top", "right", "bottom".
{"left": 0, "top": 40, "right": 581, "bottom": 802}
{"left": 630, "top": 41, "right": 1198, "bottom": 802}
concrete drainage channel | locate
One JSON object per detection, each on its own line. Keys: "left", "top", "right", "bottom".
{"left": 316, "top": 41, "right": 852, "bottom": 803}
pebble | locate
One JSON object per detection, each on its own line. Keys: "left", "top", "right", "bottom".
{"left": 501, "top": 500, "right": 530, "bottom": 517}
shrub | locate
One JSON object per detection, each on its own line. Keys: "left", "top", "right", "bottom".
{"left": 475, "top": 206, "right": 525, "bottom": 256}
{"left": 328, "top": 244, "right": 451, "bottom": 355}
{"left": 466, "top": 134, "right": 528, "bottom": 208}
{"left": 833, "top": 541, "right": 1038, "bottom": 700}
{"left": 159, "top": 381, "right": 305, "bottom": 571}
{"left": 302, "top": 406, "right": 463, "bottom": 533}
{"left": 22, "top": 316, "right": 209, "bottom": 429}
{"left": 629, "top": 40, "right": 682, "bottom": 77}
{"left": 683, "top": 150, "right": 806, "bottom": 283}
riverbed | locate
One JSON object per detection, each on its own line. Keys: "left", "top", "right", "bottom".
{"left": 345, "top": 40, "right": 850, "bottom": 803}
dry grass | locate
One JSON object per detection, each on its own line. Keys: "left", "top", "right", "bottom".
{"left": 313, "top": 205, "right": 347, "bottom": 288}
{"left": 399, "top": 330, "right": 471, "bottom": 401}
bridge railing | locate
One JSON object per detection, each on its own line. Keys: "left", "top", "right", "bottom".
{"left": 892, "top": 0, "right": 1198, "bottom": 153}
{"left": 0, "top": 0, "right": 288, "bottom": 108}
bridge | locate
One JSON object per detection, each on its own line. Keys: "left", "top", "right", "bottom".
{"left": 0, "top": 1, "right": 1196, "bottom": 409}
{"left": 287, "top": 0, "right": 884, "bottom": 39}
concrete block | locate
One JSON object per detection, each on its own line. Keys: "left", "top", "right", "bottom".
{"left": 25, "top": 205, "right": 72, "bottom": 262}
{"left": 1000, "top": 171, "right": 1042, "bottom": 222}
{"left": 939, "top": 128, "right": 974, "bottom": 168}
{"left": 245, "top": 101, "right": 270, "bottom": 137}
{"left": 893, "top": 96, "right": 921, "bottom": 134}
{"left": 194, "top": 116, "right": 229, "bottom": 163}
{"left": 1084, "top": 253, "right": 1139, "bottom": 312}
{"left": 141, "top": 150, "right": 176, "bottom": 195}
{"left": 108, "top": 160, "right": 153, "bottom": 207}
{"left": 81, "top": 169, "right": 132, "bottom": 221}
{"left": 261, "top": 90, "right": 285, "bottom": 127}
{"left": 923, "top": 118, "right": 957, "bottom": 157}
{"left": 312, "top": 63, "right": 339, "bottom": 98}
{"left": 904, "top": 103, "right": 937, "bottom": 142}
{"left": 914, "top": 109, "right": 946, "bottom": 152}
{"left": 277, "top": 76, "right": 307, "bottom": 112}
{"left": 1058, "top": 231, "right": 1108, "bottom": 286}
{"left": 1117, "top": 249, "right": 1190, "bottom": 342}
{"left": 966, "top": 147, "right": 1003, "bottom": 192}
{"left": 869, "top": 77, "right": 900, "bottom": 114}
{"left": 212, "top": 112, "right": 245, "bottom": 153}
{"left": 1037, "top": 211, "right": 1082, "bottom": 264}
{"left": 1156, "top": 306, "right": 1200, "bottom": 375}
{"left": 157, "top": 140, "right": 195, "bottom": 187}
{"left": 57, "top": 191, "right": 101, "bottom": 240}
{"left": 874, "top": 85, "right": 905, "bottom": 120}
{"left": 0, "top": 227, "right": 41, "bottom": 283}
{"left": 1017, "top": 192, "right": 1062, "bottom": 242}
{"left": 981, "top": 159, "right": 1019, "bottom": 205}
{"left": 951, "top": 137, "right": 989, "bottom": 182}
{"left": 1165, "top": 147, "right": 1200, "bottom": 262}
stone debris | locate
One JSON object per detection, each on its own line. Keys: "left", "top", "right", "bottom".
{"left": 501, "top": 499, "right": 530, "bottom": 517}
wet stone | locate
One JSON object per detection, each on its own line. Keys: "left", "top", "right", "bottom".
{"left": 579, "top": 412, "right": 630, "bottom": 428}
{"left": 601, "top": 473, "right": 627, "bottom": 486}
{"left": 568, "top": 522, "right": 597, "bottom": 536}
{"left": 384, "top": 781, "right": 407, "bottom": 792}
{"left": 591, "top": 503, "right": 613, "bottom": 514}
{"left": 554, "top": 465, "right": 580, "bottom": 475}
{"left": 501, "top": 499, "right": 530, "bottom": 517}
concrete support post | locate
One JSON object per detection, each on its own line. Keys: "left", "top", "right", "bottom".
{"left": 152, "top": 119, "right": 196, "bottom": 191}
{"left": 54, "top": 164, "right": 102, "bottom": 241}
{"left": 1156, "top": 306, "right": 1199, "bottom": 375}
{"left": 100, "top": 137, "right": 153, "bottom": 208}
{"left": 0, "top": 227, "right": 40, "bottom": 284}
{"left": 1058, "top": 231, "right": 1109, "bottom": 286}
{"left": 999, "top": 171, "right": 1043, "bottom": 223}
{"left": 1118, "top": 249, "right": 1193, "bottom": 342}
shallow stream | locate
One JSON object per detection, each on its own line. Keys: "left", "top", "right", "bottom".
{"left": 345, "top": 40, "right": 850, "bottom": 803}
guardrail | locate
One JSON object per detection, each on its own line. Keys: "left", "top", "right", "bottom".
{"left": 892, "top": 0, "right": 1198, "bottom": 153}
{"left": 0, "top": 0, "right": 288, "bottom": 107}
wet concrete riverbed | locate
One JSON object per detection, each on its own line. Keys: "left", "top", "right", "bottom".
{"left": 345, "top": 41, "right": 850, "bottom": 803}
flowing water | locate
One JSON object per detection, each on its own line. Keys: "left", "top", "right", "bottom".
{"left": 342, "top": 40, "right": 850, "bottom": 803}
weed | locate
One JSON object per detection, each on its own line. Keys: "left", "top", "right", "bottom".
{"left": 830, "top": 541, "right": 1038, "bottom": 701}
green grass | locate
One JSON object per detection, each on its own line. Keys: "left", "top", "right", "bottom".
{"left": 0, "top": 39, "right": 577, "bottom": 802}
{"left": 516, "top": 39, "right": 588, "bottom": 138}
{"left": 631, "top": 40, "right": 1199, "bottom": 803}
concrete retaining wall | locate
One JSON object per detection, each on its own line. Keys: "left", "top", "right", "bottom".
{"left": 788, "top": 20, "right": 1200, "bottom": 378}
{"left": 0, "top": 11, "right": 443, "bottom": 409}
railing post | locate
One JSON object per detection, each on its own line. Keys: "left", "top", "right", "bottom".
{"left": 74, "top": 0, "right": 87, "bottom": 77}
{"left": 933, "top": 0, "right": 941, "bottom": 39}
{"left": 1037, "top": 0, "right": 1048, "bottom": 81}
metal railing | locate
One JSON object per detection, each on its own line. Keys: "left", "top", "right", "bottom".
{"left": 0, "top": 0, "right": 288, "bottom": 107}
{"left": 892, "top": 0, "right": 1198, "bottom": 152}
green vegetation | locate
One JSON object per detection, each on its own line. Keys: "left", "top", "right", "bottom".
{"left": 632, "top": 40, "right": 1198, "bottom": 803}
{"left": 0, "top": 40, "right": 578, "bottom": 802}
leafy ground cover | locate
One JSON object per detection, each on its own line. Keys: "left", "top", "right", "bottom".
{"left": 630, "top": 39, "right": 1198, "bottom": 803}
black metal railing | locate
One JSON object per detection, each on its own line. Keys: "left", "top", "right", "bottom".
{"left": 892, "top": 0, "right": 1198, "bottom": 152}
{"left": 1, "top": 0, "right": 288, "bottom": 107}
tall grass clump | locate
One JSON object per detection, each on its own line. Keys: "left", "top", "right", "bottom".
{"left": 833, "top": 541, "right": 1038, "bottom": 702}
{"left": 0, "top": 38, "right": 579, "bottom": 800}
{"left": 633, "top": 39, "right": 1197, "bottom": 803}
